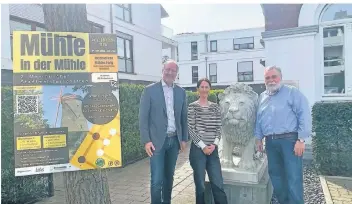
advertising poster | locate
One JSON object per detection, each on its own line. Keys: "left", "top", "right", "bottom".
{"left": 12, "top": 31, "right": 122, "bottom": 176}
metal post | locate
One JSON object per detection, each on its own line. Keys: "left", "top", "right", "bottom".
{"left": 48, "top": 173, "right": 54, "bottom": 197}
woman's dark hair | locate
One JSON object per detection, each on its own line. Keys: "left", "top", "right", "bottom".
{"left": 197, "top": 78, "right": 212, "bottom": 88}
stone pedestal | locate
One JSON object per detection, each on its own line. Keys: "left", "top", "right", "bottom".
{"left": 205, "top": 167, "right": 273, "bottom": 204}
{"left": 222, "top": 156, "right": 268, "bottom": 184}
{"left": 204, "top": 155, "right": 273, "bottom": 204}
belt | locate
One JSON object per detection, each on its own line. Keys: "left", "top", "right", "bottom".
{"left": 167, "top": 132, "right": 177, "bottom": 137}
{"left": 265, "top": 132, "right": 298, "bottom": 140}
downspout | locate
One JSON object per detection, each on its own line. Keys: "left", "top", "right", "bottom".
{"left": 110, "top": 4, "right": 114, "bottom": 33}
{"left": 205, "top": 57, "right": 208, "bottom": 79}
{"left": 205, "top": 33, "right": 208, "bottom": 78}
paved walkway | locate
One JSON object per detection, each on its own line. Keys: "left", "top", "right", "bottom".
{"left": 37, "top": 142, "right": 196, "bottom": 204}
{"left": 320, "top": 176, "right": 352, "bottom": 204}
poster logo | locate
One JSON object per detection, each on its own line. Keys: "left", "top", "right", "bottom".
{"left": 35, "top": 167, "right": 45, "bottom": 173}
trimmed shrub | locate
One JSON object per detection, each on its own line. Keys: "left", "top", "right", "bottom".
{"left": 119, "top": 84, "right": 147, "bottom": 165}
{"left": 186, "top": 90, "right": 221, "bottom": 104}
{"left": 1, "top": 86, "right": 52, "bottom": 204}
{"left": 312, "top": 101, "right": 352, "bottom": 177}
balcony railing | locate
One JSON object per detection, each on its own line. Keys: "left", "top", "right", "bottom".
{"left": 161, "top": 24, "right": 174, "bottom": 39}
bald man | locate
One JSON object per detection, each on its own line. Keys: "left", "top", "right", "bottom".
{"left": 139, "top": 59, "right": 188, "bottom": 204}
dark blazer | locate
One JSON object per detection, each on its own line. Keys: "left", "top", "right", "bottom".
{"left": 139, "top": 81, "right": 188, "bottom": 151}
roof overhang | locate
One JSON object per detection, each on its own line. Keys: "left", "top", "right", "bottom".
{"left": 160, "top": 5, "right": 169, "bottom": 18}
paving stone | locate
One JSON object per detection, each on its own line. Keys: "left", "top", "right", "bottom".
{"left": 323, "top": 176, "right": 352, "bottom": 204}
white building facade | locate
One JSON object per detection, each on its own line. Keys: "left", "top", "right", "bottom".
{"left": 174, "top": 27, "right": 266, "bottom": 90}
{"left": 1, "top": 4, "right": 177, "bottom": 84}
{"left": 262, "top": 4, "right": 352, "bottom": 106}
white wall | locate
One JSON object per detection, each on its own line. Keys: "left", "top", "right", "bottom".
{"left": 176, "top": 33, "right": 207, "bottom": 62}
{"left": 86, "top": 4, "right": 112, "bottom": 33}
{"left": 111, "top": 4, "right": 174, "bottom": 82}
{"left": 175, "top": 28, "right": 265, "bottom": 87}
{"left": 1, "top": 4, "right": 12, "bottom": 70}
{"left": 112, "top": 4, "right": 163, "bottom": 82}
{"left": 299, "top": 4, "right": 325, "bottom": 27}
{"left": 264, "top": 33, "right": 318, "bottom": 107}
{"left": 131, "top": 4, "right": 161, "bottom": 34}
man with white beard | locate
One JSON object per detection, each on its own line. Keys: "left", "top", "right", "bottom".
{"left": 255, "top": 66, "right": 311, "bottom": 204}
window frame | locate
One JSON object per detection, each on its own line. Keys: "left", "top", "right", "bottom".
{"left": 320, "top": 4, "right": 352, "bottom": 23}
{"left": 233, "top": 37, "right": 254, "bottom": 50}
{"left": 210, "top": 40, "right": 217, "bottom": 52}
{"left": 318, "top": 5, "right": 352, "bottom": 100}
{"left": 116, "top": 31, "right": 134, "bottom": 74}
{"left": 237, "top": 61, "right": 254, "bottom": 82}
{"left": 192, "top": 66, "right": 198, "bottom": 84}
{"left": 320, "top": 23, "right": 349, "bottom": 96}
{"left": 208, "top": 63, "right": 217, "bottom": 83}
{"left": 9, "top": 16, "right": 46, "bottom": 60}
{"left": 191, "top": 41, "right": 198, "bottom": 60}
{"left": 88, "top": 21, "right": 104, "bottom": 33}
{"left": 115, "top": 4, "right": 132, "bottom": 23}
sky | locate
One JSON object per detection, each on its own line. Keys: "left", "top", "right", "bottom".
{"left": 161, "top": 4, "right": 265, "bottom": 34}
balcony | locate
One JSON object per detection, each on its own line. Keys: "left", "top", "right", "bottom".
{"left": 161, "top": 24, "right": 174, "bottom": 39}
{"left": 161, "top": 24, "right": 177, "bottom": 49}
{"left": 324, "top": 35, "right": 344, "bottom": 47}
{"left": 323, "top": 26, "right": 344, "bottom": 47}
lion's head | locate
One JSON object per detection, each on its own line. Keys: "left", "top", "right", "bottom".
{"left": 218, "top": 83, "right": 258, "bottom": 145}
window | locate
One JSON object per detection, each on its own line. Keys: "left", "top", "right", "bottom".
{"left": 323, "top": 25, "right": 345, "bottom": 94}
{"left": 321, "top": 4, "right": 352, "bottom": 22}
{"left": 88, "top": 21, "right": 104, "bottom": 33}
{"left": 116, "top": 31, "right": 133, "bottom": 73}
{"left": 233, "top": 37, "right": 254, "bottom": 50}
{"left": 192, "top": 66, "right": 198, "bottom": 84}
{"left": 9, "top": 17, "right": 46, "bottom": 60}
{"left": 210, "top": 40, "right": 217, "bottom": 52}
{"left": 320, "top": 4, "right": 352, "bottom": 96}
{"left": 191, "top": 41, "right": 198, "bottom": 60}
{"left": 115, "top": 4, "right": 132, "bottom": 23}
{"left": 209, "top": 63, "right": 217, "bottom": 83}
{"left": 237, "top": 61, "right": 253, "bottom": 82}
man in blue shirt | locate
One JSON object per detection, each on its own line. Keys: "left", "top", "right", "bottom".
{"left": 255, "top": 66, "right": 311, "bottom": 204}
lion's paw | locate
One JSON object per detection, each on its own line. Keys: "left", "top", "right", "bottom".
{"left": 238, "top": 160, "right": 257, "bottom": 171}
{"left": 220, "top": 159, "right": 235, "bottom": 168}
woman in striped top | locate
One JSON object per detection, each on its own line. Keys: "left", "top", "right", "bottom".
{"left": 188, "top": 78, "right": 228, "bottom": 204}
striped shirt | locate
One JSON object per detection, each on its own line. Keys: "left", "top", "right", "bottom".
{"left": 187, "top": 100, "right": 221, "bottom": 149}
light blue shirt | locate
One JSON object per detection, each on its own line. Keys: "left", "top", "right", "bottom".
{"left": 255, "top": 85, "right": 312, "bottom": 141}
{"left": 162, "top": 80, "right": 176, "bottom": 133}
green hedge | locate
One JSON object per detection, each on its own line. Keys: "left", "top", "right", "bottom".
{"left": 1, "top": 86, "right": 52, "bottom": 204}
{"left": 186, "top": 90, "right": 222, "bottom": 104}
{"left": 312, "top": 101, "right": 352, "bottom": 177}
{"left": 119, "top": 84, "right": 146, "bottom": 165}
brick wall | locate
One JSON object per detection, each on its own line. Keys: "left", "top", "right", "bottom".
{"left": 261, "top": 4, "right": 303, "bottom": 31}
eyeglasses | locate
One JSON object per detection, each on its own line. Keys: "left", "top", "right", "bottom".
{"left": 164, "top": 69, "right": 177, "bottom": 74}
{"left": 265, "top": 75, "right": 278, "bottom": 80}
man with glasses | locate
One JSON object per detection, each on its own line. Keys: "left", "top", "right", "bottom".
{"left": 139, "top": 59, "right": 188, "bottom": 204}
{"left": 255, "top": 66, "right": 311, "bottom": 204}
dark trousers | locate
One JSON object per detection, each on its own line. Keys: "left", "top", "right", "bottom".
{"left": 189, "top": 143, "right": 228, "bottom": 204}
{"left": 150, "top": 136, "right": 180, "bottom": 204}
{"left": 266, "top": 135, "right": 304, "bottom": 204}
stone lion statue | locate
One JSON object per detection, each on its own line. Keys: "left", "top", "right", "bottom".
{"left": 218, "top": 83, "right": 260, "bottom": 170}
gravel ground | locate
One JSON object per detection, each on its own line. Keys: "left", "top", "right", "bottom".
{"left": 271, "top": 160, "right": 326, "bottom": 204}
